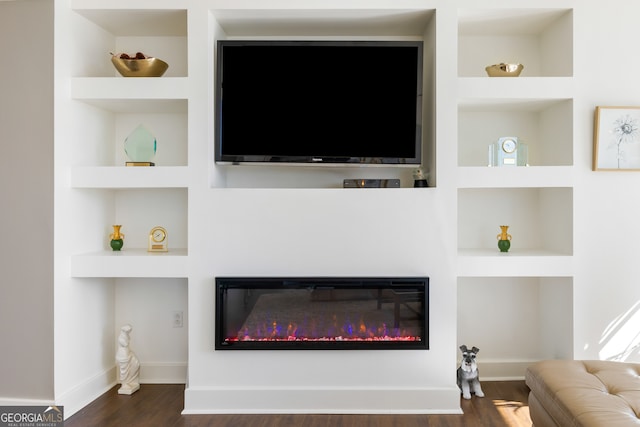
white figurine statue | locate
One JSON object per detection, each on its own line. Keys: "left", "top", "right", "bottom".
{"left": 116, "top": 324, "right": 140, "bottom": 395}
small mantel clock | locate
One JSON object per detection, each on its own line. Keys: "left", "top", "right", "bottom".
{"left": 148, "top": 226, "right": 168, "bottom": 252}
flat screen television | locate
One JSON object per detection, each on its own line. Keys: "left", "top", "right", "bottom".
{"left": 215, "top": 40, "right": 423, "bottom": 165}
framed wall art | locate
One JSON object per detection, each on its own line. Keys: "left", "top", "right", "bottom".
{"left": 593, "top": 106, "right": 640, "bottom": 171}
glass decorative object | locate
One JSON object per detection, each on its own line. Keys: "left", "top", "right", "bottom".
{"left": 488, "top": 137, "right": 528, "bottom": 167}
{"left": 124, "top": 124, "right": 156, "bottom": 166}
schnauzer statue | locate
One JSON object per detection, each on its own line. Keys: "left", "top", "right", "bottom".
{"left": 457, "top": 345, "right": 484, "bottom": 400}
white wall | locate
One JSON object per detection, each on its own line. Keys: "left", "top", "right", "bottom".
{"left": 178, "top": 4, "right": 460, "bottom": 413}
{"left": 184, "top": 188, "right": 459, "bottom": 412}
{"left": 0, "top": 0, "right": 54, "bottom": 403}
{"left": 573, "top": 2, "right": 640, "bottom": 362}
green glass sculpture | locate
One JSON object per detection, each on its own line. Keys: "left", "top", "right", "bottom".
{"left": 124, "top": 124, "right": 156, "bottom": 166}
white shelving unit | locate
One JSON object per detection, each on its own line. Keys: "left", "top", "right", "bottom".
{"left": 54, "top": 0, "right": 578, "bottom": 416}
{"left": 67, "top": 5, "right": 190, "bottom": 261}
{"left": 456, "top": 5, "right": 575, "bottom": 374}
{"left": 54, "top": 4, "right": 191, "bottom": 413}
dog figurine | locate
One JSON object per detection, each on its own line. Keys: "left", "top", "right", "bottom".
{"left": 457, "top": 345, "right": 484, "bottom": 400}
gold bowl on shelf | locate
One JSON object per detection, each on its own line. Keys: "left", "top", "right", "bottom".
{"left": 111, "top": 56, "right": 169, "bottom": 77}
{"left": 485, "top": 63, "right": 523, "bottom": 77}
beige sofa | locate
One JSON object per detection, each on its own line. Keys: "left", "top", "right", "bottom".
{"left": 526, "top": 360, "right": 640, "bottom": 426}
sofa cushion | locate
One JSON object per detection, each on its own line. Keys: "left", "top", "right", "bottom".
{"left": 526, "top": 360, "right": 640, "bottom": 426}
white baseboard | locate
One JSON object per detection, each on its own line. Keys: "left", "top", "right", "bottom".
{"left": 140, "top": 362, "right": 187, "bottom": 384}
{"left": 183, "top": 386, "right": 462, "bottom": 414}
{"left": 57, "top": 367, "right": 117, "bottom": 419}
{"left": 0, "top": 397, "right": 55, "bottom": 406}
{"left": 474, "top": 358, "right": 540, "bottom": 381}
{"left": 55, "top": 363, "right": 186, "bottom": 419}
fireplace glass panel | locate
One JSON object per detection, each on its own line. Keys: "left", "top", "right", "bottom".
{"left": 215, "top": 277, "right": 429, "bottom": 350}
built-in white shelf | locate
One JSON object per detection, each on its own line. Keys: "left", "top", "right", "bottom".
{"left": 71, "top": 166, "right": 189, "bottom": 188}
{"left": 71, "top": 78, "right": 188, "bottom": 107}
{"left": 218, "top": 164, "right": 424, "bottom": 189}
{"left": 71, "top": 248, "right": 188, "bottom": 278}
{"left": 458, "top": 77, "right": 573, "bottom": 99}
{"left": 457, "top": 166, "right": 573, "bottom": 188}
{"left": 457, "top": 250, "right": 573, "bottom": 277}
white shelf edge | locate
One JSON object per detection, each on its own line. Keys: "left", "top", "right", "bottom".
{"left": 457, "top": 166, "right": 573, "bottom": 188}
{"left": 71, "top": 248, "right": 188, "bottom": 278}
{"left": 209, "top": 187, "right": 434, "bottom": 194}
{"left": 458, "top": 77, "right": 573, "bottom": 100}
{"left": 457, "top": 250, "right": 573, "bottom": 277}
{"left": 71, "top": 77, "right": 189, "bottom": 101}
{"left": 71, "top": 166, "right": 189, "bottom": 188}
{"left": 72, "top": 0, "right": 187, "bottom": 11}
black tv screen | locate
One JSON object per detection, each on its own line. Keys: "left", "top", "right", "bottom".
{"left": 215, "top": 41, "right": 423, "bottom": 165}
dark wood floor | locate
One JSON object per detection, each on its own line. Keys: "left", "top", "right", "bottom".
{"left": 66, "top": 381, "right": 532, "bottom": 427}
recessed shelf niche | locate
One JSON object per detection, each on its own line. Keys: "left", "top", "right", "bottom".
{"left": 71, "top": 8, "right": 188, "bottom": 78}
{"left": 457, "top": 276, "right": 573, "bottom": 378}
{"left": 458, "top": 98, "right": 573, "bottom": 167}
{"left": 458, "top": 8, "right": 573, "bottom": 77}
{"left": 458, "top": 187, "right": 573, "bottom": 256}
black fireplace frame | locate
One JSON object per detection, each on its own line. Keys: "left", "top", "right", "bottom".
{"left": 215, "top": 277, "right": 429, "bottom": 350}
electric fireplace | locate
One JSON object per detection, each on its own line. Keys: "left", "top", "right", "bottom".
{"left": 215, "top": 277, "right": 429, "bottom": 350}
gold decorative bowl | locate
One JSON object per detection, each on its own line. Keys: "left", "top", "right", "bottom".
{"left": 485, "top": 63, "right": 524, "bottom": 77}
{"left": 111, "top": 56, "right": 169, "bottom": 77}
